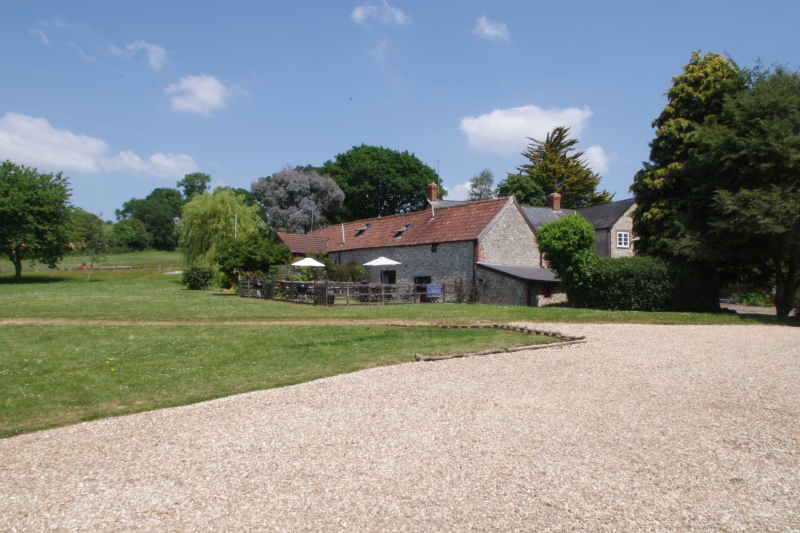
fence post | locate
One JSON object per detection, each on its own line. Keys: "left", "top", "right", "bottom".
{"left": 346, "top": 285, "right": 350, "bottom": 306}
{"left": 381, "top": 284, "right": 385, "bottom": 305}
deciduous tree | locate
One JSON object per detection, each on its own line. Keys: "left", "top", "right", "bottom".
{"left": 467, "top": 169, "right": 495, "bottom": 201}
{"left": 495, "top": 173, "right": 546, "bottom": 206}
{"left": 0, "top": 161, "right": 72, "bottom": 281}
{"left": 177, "top": 172, "right": 211, "bottom": 201}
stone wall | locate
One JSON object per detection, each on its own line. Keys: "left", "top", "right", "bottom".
{"left": 476, "top": 267, "right": 528, "bottom": 306}
{"left": 479, "top": 203, "right": 540, "bottom": 265}
{"left": 529, "top": 283, "right": 568, "bottom": 307}
{"left": 610, "top": 205, "right": 636, "bottom": 258}
{"left": 334, "top": 241, "right": 475, "bottom": 285}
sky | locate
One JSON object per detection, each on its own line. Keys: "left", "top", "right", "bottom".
{"left": 1, "top": 0, "right": 798, "bottom": 218}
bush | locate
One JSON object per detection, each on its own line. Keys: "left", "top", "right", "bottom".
{"left": 737, "top": 291, "right": 774, "bottom": 307}
{"left": 182, "top": 265, "right": 215, "bottom": 290}
{"left": 573, "top": 257, "right": 719, "bottom": 312}
{"left": 215, "top": 234, "right": 293, "bottom": 280}
{"left": 537, "top": 214, "right": 596, "bottom": 297}
{"left": 326, "top": 261, "right": 369, "bottom": 282}
{"left": 110, "top": 218, "right": 153, "bottom": 251}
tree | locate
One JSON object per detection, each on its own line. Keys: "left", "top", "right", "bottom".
{"left": 536, "top": 214, "right": 596, "bottom": 301}
{"left": 495, "top": 173, "right": 546, "bottom": 206}
{"left": 513, "top": 126, "right": 612, "bottom": 209}
{"left": 0, "top": 161, "right": 72, "bottom": 281}
{"left": 111, "top": 218, "right": 153, "bottom": 251}
{"left": 115, "top": 188, "right": 183, "bottom": 251}
{"left": 177, "top": 172, "right": 211, "bottom": 201}
{"left": 674, "top": 66, "right": 800, "bottom": 317}
{"left": 251, "top": 166, "right": 344, "bottom": 234}
{"left": 630, "top": 51, "right": 745, "bottom": 257}
{"left": 215, "top": 232, "right": 292, "bottom": 280}
{"left": 71, "top": 208, "right": 107, "bottom": 281}
{"left": 467, "top": 169, "right": 495, "bottom": 201}
{"left": 179, "top": 188, "right": 266, "bottom": 265}
{"left": 321, "top": 145, "right": 441, "bottom": 221}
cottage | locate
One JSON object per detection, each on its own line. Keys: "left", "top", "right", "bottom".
{"left": 276, "top": 183, "right": 566, "bottom": 306}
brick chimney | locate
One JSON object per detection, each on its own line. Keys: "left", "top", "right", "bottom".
{"left": 546, "top": 191, "right": 561, "bottom": 210}
{"left": 426, "top": 182, "right": 439, "bottom": 202}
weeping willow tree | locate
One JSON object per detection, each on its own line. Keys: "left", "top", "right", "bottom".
{"left": 179, "top": 188, "right": 266, "bottom": 265}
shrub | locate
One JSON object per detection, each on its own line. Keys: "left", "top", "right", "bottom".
{"left": 573, "top": 257, "right": 718, "bottom": 312}
{"left": 327, "top": 261, "right": 369, "bottom": 282}
{"left": 215, "top": 233, "right": 293, "bottom": 280}
{"left": 537, "top": 214, "right": 596, "bottom": 298}
{"left": 182, "top": 265, "right": 215, "bottom": 290}
{"left": 737, "top": 291, "right": 774, "bottom": 307}
{"left": 110, "top": 218, "right": 153, "bottom": 251}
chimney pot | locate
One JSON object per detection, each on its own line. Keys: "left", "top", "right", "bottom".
{"left": 546, "top": 192, "right": 561, "bottom": 210}
{"left": 426, "top": 182, "right": 439, "bottom": 202}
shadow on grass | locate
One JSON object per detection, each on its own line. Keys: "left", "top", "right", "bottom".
{"left": 0, "top": 275, "right": 70, "bottom": 285}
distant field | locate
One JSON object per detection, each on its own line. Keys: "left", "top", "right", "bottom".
{"left": 0, "top": 251, "right": 182, "bottom": 273}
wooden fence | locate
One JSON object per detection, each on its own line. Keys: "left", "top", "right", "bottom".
{"left": 238, "top": 277, "right": 477, "bottom": 306}
{"left": 0, "top": 263, "right": 180, "bottom": 274}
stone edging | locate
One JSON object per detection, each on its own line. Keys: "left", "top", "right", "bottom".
{"left": 385, "top": 323, "right": 587, "bottom": 362}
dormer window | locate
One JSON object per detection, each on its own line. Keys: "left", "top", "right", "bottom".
{"left": 355, "top": 222, "right": 373, "bottom": 237}
{"left": 393, "top": 223, "right": 412, "bottom": 238}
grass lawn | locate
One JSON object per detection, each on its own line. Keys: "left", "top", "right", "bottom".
{"left": 0, "top": 324, "right": 547, "bottom": 437}
{"left": 0, "top": 250, "right": 182, "bottom": 272}
{"left": 0, "top": 269, "right": 793, "bottom": 326}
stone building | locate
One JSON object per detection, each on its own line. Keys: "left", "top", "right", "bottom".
{"left": 276, "top": 183, "right": 564, "bottom": 306}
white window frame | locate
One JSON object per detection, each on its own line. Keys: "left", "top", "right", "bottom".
{"left": 616, "top": 231, "right": 630, "bottom": 248}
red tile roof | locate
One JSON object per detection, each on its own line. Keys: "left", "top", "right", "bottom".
{"left": 285, "top": 197, "right": 511, "bottom": 253}
{"left": 275, "top": 232, "right": 329, "bottom": 255}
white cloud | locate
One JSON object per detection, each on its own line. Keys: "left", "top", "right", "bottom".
{"left": 68, "top": 43, "right": 96, "bottom": 62}
{"left": 351, "top": 0, "right": 411, "bottom": 25}
{"left": 460, "top": 105, "right": 594, "bottom": 155}
{"left": 583, "top": 145, "right": 613, "bottom": 175}
{"left": 447, "top": 181, "right": 473, "bottom": 201}
{"left": 165, "top": 75, "right": 239, "bottom": 115}
{"left": 0, "top": 112, "right": 197, "bottom": 178}
{"left": 29, "top": 30, "right": 49, "bottom": 44}
{"left": 370, "top": 40, "right": 389, "bottom": 60}
{"left": 472, "top": 16, "right": 509, "bottom": 43}
{"left": 109, "top": 40, "right": 167, "bottom": 70}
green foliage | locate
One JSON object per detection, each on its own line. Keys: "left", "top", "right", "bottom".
{"left": 495, "top": 173, "right": 546, "bottom": 206}
{"left": 214, "top": 233, "right": 292, "bottom": 279}
{"left": 468, "top": 169, "right": 495, "bottom": 201}
{"left": 70, "top": 208, "right": 107, "bottom": 280}
{"left": 321, "top": 144, "right": 442, "bottom": 221}
{"left": 177, "top": 172, "right": 211, "bottom": 201}
{"left": 0, "top": 161, "right": 73, "bottom": 281}
{"left": 630, "top": 51, "right": 745, "bottom": 257}
{"left": 514, "top": 126, "right": 612, "bottom": 209}
{"left": 738, "top": 291, "right": 773, "bottom": 307}
{"left": 110, "top": 218, "right": 153, "bottom": 251}
{"left": 326, "top": 261, "right": 369, "bottom": 282}
{"left": 536, "top": 214, "right": 596, "bottom": 299}
{"left": 179, "top": 189, "right": 267, "bottom": 265}
{"left": 181, "top": 265, "right": 215, "bottom": 290}
{"left": 572, "top": 257, "right": 719, "bottom": 312}
{"left": 115, "top": 189, "right": 181, "bottom": 251}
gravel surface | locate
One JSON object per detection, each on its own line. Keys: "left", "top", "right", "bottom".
{"left": 1, "top": 323, "right": 799, "bottom": 532}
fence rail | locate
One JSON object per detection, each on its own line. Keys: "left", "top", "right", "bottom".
{"left": 238, "top": 277, "right": 477, "bottom": 306}
{"left": 0, "top": 263, "right": 182, "bottom": 274}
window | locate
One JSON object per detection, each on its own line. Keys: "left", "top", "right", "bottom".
{"left": 431, "top": 243, "right": 438, "bottom": 252}
{"left": 617, "top": 231, "right": 630, "bottom": 248}
{"left": 414, "top": 276, "right": 431, "bottom": 285}
{"left": 355, "top": 222, "right": 373, "bottom": 237}
{"left": 381, "top": 270, "right": 396, "bottom": 284}
{"left": 393, "top": 223, "right": 412, "bottom": 238}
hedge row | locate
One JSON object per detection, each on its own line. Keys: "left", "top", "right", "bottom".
{"left": 571, "top": 256, "right": 719, "bottom": 312}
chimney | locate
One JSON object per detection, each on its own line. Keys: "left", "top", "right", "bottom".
{"left": 546, "top": 191, "right": 561, "bottom": 210}
{"left": 426, "top": 182, "right": 439, "bottom": 202}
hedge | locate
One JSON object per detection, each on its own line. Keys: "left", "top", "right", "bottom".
{"left": 572, "top": 256, "right": 719, "bottom": 312}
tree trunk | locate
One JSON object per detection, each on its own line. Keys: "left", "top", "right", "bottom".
{"left": 14, "top": 257, "right": 22, "bottom": 282}
{"left": 775, "top": 251, "right": 800, "bottom": 318}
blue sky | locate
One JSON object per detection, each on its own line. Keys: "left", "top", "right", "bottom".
{"left": 1, "top": 0, "right": 798, "bottom": 218}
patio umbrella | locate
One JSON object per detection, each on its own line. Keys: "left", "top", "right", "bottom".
{"left": 363, "top": 257, "right": 401, "bottom": 266}
{"left": 292, "top": 258, "right": 326, "bottom": 267}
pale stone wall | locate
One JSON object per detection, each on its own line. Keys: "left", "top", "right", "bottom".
{"left": 529, "top": 284, "right": 568, "bottom": 307}
{"left": 610, "top": 205, "right": 636, "bottom": 258}
{"left": 334, "top": 241, "right": 475, "bottom": 285}
{"left": 479, "top": 204, "right": 540, "bottom": 265}
{"left": 476, "top": 268, "right": 528, "bottom": 306}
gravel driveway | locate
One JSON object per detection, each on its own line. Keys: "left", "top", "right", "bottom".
{"left": 1, "top": 323, "right": 799, "bottom": 532}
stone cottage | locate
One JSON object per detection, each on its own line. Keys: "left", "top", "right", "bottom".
{"left": 276, "top": 183, "right": 565, "bottom": 307}
{"left": 521, "top": 192, "right": 636, "bottom": 260}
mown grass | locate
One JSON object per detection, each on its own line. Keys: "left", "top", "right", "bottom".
{"left": 0, "top": 250, "right": 182, "bottom": 271}
{"left": 0, "top": 270, "right": 793, "bottom": 326}
{"left": 0, "top": 324, "right": 548, "bottom": 437}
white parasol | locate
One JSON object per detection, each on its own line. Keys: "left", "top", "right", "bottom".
{"left": 363, "top": 257, "right": 401, "bottom": 266}
{"left": 292, "top": 258, "right": 326, "bottom": 267}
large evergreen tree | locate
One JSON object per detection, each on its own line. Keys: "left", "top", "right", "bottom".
{"left": 630, "top": 51, "right": 746, "bottom": 256}
{"left": 509, "top": 126, "right": 612, "bottom": 209}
